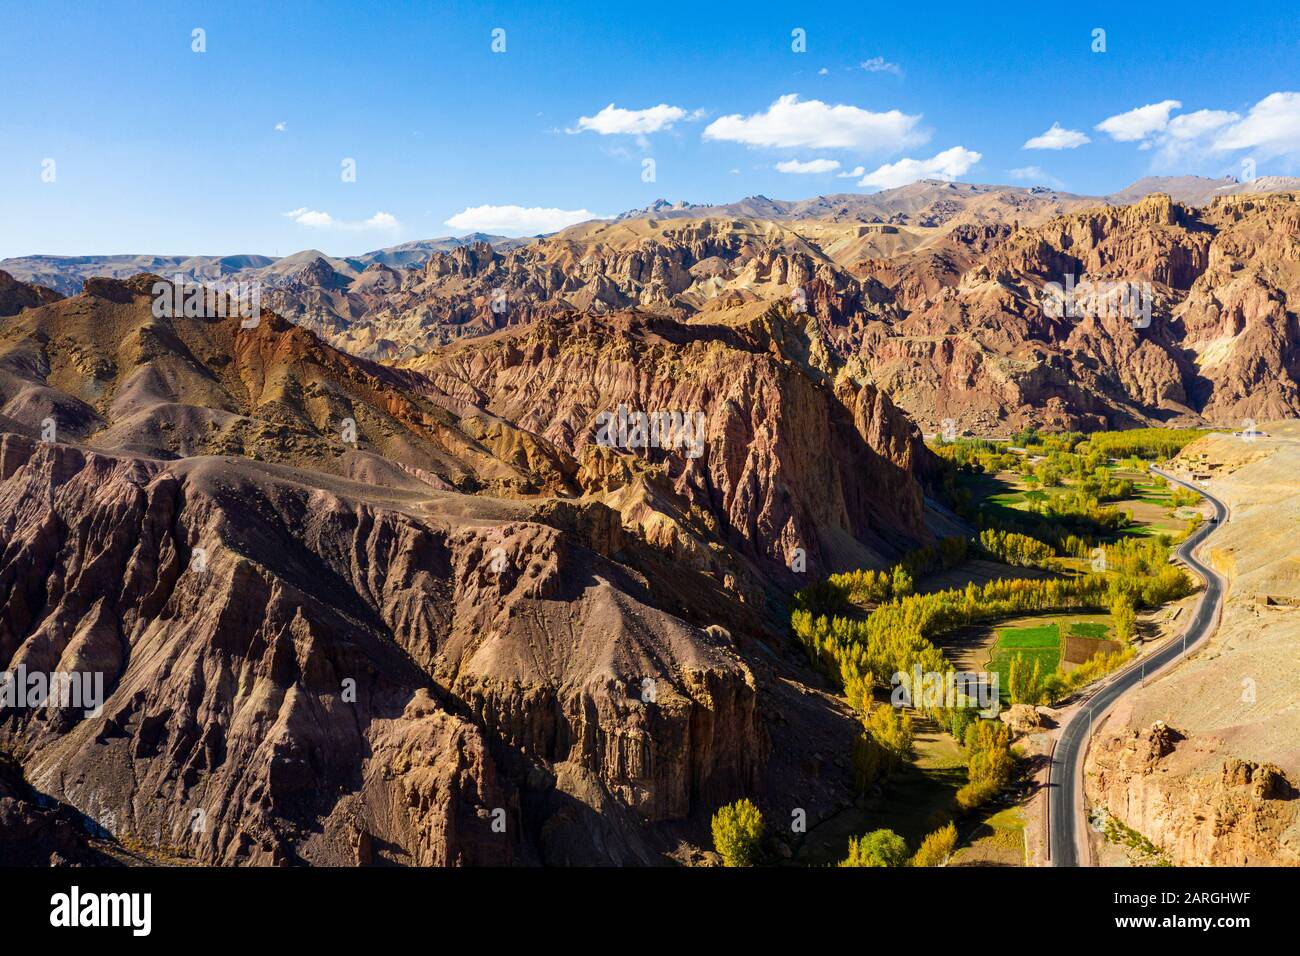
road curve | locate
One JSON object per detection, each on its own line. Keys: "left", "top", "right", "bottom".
{"left": 1048, "top": 467, "right": 1229, "bottom": 866}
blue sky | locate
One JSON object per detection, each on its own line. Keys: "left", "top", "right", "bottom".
{"left": 2, "top": 0, "right": 1298, "bottom": 258}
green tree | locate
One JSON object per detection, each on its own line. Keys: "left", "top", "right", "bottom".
{"left": 1111, "top": 596, "right": 1136, "bottom": 643}
{"left": 891, "top": 565, "right": 914, "bottom": 599}
{"left": 841, "top": 828, "right": 909, "bottom": 867}
{"left": 957, "top": 720, "right": 1014, "bottom": 812}
{"left": 910, "top": 822, "right": 958, "bottom": 867}
{"left": 865, "top": 702, "right": 914, "bottom": 760}
{"left": 711, "top": 798, "right": 764, "bottom": 867}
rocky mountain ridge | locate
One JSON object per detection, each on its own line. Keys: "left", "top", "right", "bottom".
{"left": 0, "top": 271, "right": 935, "bottom": 864}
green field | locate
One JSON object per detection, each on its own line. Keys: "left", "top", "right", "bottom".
{"left": 1068, "top": 621, "right": 1110, "bottom": 639}
{"left": 951, "top": 805, "right": 1027, "bottom": 866}
{"left": 996, "top": 624, "right": 1059, "bottom": 648}
{"left": 985, "top": 615, "right": 1115, "bottom": 699}
{"left": 960, "top": 463, "right": 1194, "bottom": 549}
{"left": 988, "top": 623, "right": 1061, "bottom": 696}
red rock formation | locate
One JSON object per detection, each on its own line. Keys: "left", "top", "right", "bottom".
{"left": 1, "top": 279, "right": 927, "bottom": 864}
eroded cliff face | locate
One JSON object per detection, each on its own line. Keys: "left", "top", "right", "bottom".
{"left": 0, "top": 270, "right": 62, "bottom": 318}
{"left": 1087, "top": 722, "right": 1298, "bottom": 865}
{"left": 0, "top": 750, "right": 122, "bottom": 865}
{"left": 243, "top": 192, "right": 1300, "bottom": 431}
{"left": 0, "top": 278, "right": 939, "bottom": 865}
{"left": 411, "top": 307, "right": 931, "bottom": 579}
{"left": 849, "top": 193, "right": 1300, "bottom": 431}
{"left": 1179, "top": 196, "right": 1300, "bottom": 421}
{"left": 264, "top": 219, "right": 856, "bottom": 359}
{"left": 0, "top": 435, "right": 765, "bottom": 865}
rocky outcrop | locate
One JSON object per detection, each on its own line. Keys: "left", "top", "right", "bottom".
{"left": 854, "top": 193, "right": 1300, "bottom": 430}
{"left": 0, "top": 270, "right": 61, "bottom": 317}
{"left": 0, "top": 751, "right": 120, "bottom": 865}
{"left": 246, "top": 190, "right": 1300, "bottom": 430}
{"left": 411, "top": 307, "right": 933, "bottom": 578}
{"left": 0, "top": 434, "right": 766, "bottom": 865}
{"left": 0, "top": 261, "right": 941, "bottom": 867}
{"left": 1087, "top": 721, "right": 1299, "bottom": 865}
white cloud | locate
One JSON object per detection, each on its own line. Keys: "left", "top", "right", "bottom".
{"left": 1136, "top": 109, "right": 1241, "bottom": 164}
{"left": 817, "top": 67, "right": 829, "bottom": 76}
{"left": 703, "top": 94, "right": 925, "bottom": 152}
{"left": 283, "top": 208, "right": 400, "bottom": 230}
{"left": 572, "top": 103, "right": 690, "bottom": 135}
{"left": 284, "top": 208, "right": 331, "bottom": 227}
{"left": 860, "top": 56, "right": 903, "bottom": 77}
{"left": 444, "top": 204, "right": 600, "bottom": 235}
{"left": 274, "top": 121, "right": 287, "bottom": 132}
{"left": 1090, "top": 93, "right": 1300, "bottom": 168}
{"left": 1213, "top": 92, "right": 1300, "bottom": 157}
{"left": 1095, "top": 99, "right": 1182, "bottom": 142}
{"left": 858, "top": 146, "right": 981, "bottom": 190}
{"left": 838, "top": 165, "right": 866, "bottom": 178}
{"left": 776, "top": 158, "right": 841, "bottom": 174}
{"left": 1023, "top": 122, "right": 1090, "bottom": 150}
{"left": 1166, "top": 109, "right": 1238, "bottom": 141}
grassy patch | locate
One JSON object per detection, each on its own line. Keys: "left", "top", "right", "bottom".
{"left": 989, "top": 622, "right": 1061, "bottom": 696}
{"left": 995, "top": 623, "right": 1060, "bottom": 648}
{"left": 951, "top": 805, "right": 1027, "bottom": 866}
{"left": 1068, "top": 621, "right": 1110, "bottom": 639}
{"left": 792, "top": 717, "right": 966, "bottom": 866}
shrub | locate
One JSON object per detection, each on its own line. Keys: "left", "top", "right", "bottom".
{"left": 711, "top": 798, "right": 764, "bottom": 867}
{"left": 841, "top": 828, "right": 909, "bottom": 867}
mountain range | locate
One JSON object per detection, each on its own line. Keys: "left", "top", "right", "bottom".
{"left": 0, "top": 233, "right": 531, "bottom": 298}
{"left": 42, "top": 174, "right": 1288, "bottom": 433}
{"left": 7, "top": 176, "right": 1296, "bottom": 298}
{"left": 2, "top": 172, "right": 1299, "bottom": 864}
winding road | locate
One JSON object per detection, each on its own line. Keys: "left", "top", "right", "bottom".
{"left": 1047, "top": 467, "right": 1229, "bottom": 866}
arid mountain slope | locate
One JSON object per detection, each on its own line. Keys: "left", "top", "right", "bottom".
{"left": 12, "top": 182, "right": 1299, "bottom": 436}
{"left": 407, "top": 305, "right": 933, "bottom": 577}
{"left": 0, "top": 235, "right": 532, "bottom": 298}
{"left": 256, "top": 182, "right": 1098, "bottom": 358}
{"left": 0, "top": 273, "right": 575, "bottom": 497}
{"left": 824, "top": 192, "right": 1300, "bottom": 431}
{"left": 0, "top": 275, "right": 935, "bottom": 865}
{"left": 244, "top": 189, "right": 1300, "bottom": 434}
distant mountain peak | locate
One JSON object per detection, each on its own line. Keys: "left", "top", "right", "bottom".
{"left": 616, "top": 199, "right": 705, "bottom": 220}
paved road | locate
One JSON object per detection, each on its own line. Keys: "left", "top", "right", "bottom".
{"left": 1048, "top": 467, "right": 1229, "bottom": 866}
